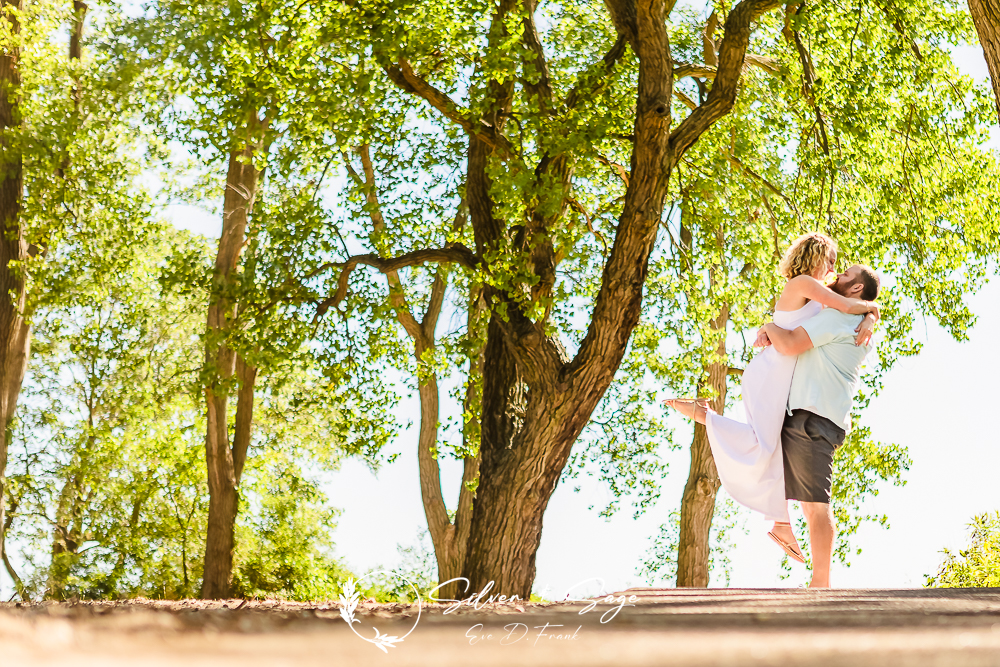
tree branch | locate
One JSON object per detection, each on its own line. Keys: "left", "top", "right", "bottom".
{"left": 603, "top": 0, "right": 639, "bottom": 49}
{"left": 878, "top": 1, "right": 923, "bottom": 61}
{"left": 568, "top": 196, "right": 609, "bottom": 255}
{"left": 231, "top": 356, "right": 257, "bottom": 486}
{"left": 318, "top": 246, "right": 479, "bottom": 317}
{"left": 673, "top": 63, "right": 719, "bottom": 80}
{"left": 2, "top": 504, "right": 27, "bottom": 601}
{"left": 565, "top": 35, "right": 628, "bottom": 110}
{"left": 668, "top": 0, "right": 786, "bottom": 165}
{"left": 521, "top": 0, "right": 554, "bottom": 112}
{"left": 422, "top": 268, "right": 448, "bottom": 339}
{"left": 673, "top": 54, "right": 779, "bottom": 81}
{"left": 596, "top": 153, "right": 630, "bottom": 186}
{"left": 788, "top": 8, "right": 830, "bottom": 156}
{"left": 703, "top": 11, "right": 719, "bottom": 67}
{"left": 347, "top": 145, "right": 423, "bottom": 337}
{"left": 385, "top": 59, "right": 516, "bottom": 158}
{"left": 674, "top": 89, "right": 698, "bottom": 110}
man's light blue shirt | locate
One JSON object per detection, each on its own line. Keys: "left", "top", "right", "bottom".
{"left": 786, "top": 308, "right": 871, "bottom": 431}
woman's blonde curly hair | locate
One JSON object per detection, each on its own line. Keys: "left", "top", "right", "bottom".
{"left": 779, "top": 232, "right": 837, "bottom": 279}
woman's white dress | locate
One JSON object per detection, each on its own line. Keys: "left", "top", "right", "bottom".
{"left": 704, "top": 301, "right": 823, "bottom": 523}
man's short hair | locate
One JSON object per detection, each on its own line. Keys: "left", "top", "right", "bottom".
{"left": 852, "top": 265, "right": 879, "bottom": 301}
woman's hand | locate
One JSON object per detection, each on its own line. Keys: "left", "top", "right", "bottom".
{"left": 865, "top": 301, "right": 880, "bottom": 322}
{"left": 854, "top": 313, "right": 876, "bottom": 346}
{"left": 754, "top": 325, "right": 772, "bottom": 348}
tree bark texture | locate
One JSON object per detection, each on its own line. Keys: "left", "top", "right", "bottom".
{"left": 969, "top": 0, "right": 1000, "bottom": 122}
{"left": 0, "top": 0, "right": 26, "bottom": 572}
{"left": 464, "top": 0, "right": 677, "bottom": 598}
{"left": 383, "top": 0, "right": 784, "bottom": 598}
{"left": 676, "top": 304, "right": 728, "bottom": 587}
{"left": 201, "top": 145, "right": 261, "bottom": 599}
{"left": 414, "top": 282, "right": 484, "bottom": 601}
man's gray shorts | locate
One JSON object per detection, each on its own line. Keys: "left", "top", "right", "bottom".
{"left": 781, "top": 409, "right": 846, "bottom": 504}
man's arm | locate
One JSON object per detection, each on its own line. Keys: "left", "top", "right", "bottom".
{"left": 762, "top": 323, "right": 814, "bottom": 356}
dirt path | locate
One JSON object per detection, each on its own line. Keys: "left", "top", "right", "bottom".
{"left": 2, "top": 588, "right": 1000, "bottom": 666}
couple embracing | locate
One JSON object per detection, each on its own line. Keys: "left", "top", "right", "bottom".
{"left": 665, "top": 232, "right": 880, "bottom": 588}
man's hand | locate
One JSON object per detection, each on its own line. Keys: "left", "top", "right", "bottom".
{"left": 854, "top": 313, "right": 876, "bottom": 346}
{"left": 754, "top": 326, "right": 771, "bottom": 348}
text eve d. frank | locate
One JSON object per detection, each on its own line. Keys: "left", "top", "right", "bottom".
{"left": 466, "top": 622, "right": 582, "bottom": 646}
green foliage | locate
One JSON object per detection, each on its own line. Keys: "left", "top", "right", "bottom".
{"left": 4, "top": 0, "right": 1000, "bottom": 601}
{"left": 638, "top": 496, "right": 746, "bottom": 587}
{"left": 325, "top": 0, "right": 1000, "bottom": 581}
{"left": 232, "top": 457, "right": 354, "bottom": 601}
{"left": 926, "top": 512, "right": 1000, "bottom": 588}
{"left": 364, "top": 531, "right": 438, "bottom": 603}
{"left": 5, "top": 222, "right": 368, "bottom": 600}
{"left": 7, "top": 225, "right": 210, "bottom": 600}
{"left": 629, "top": 0, "right": 1000, "bottom": 568}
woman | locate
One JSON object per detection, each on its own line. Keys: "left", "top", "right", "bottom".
{"left": 664, "top": 232, "right": 878, "bottom": 562}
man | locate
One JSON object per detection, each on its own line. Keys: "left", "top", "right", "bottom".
{"left": 759, "top": 263, "right": 880, "bottom": 588}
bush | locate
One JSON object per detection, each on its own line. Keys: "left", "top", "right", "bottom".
{"left": 926, "top": 511, "right": 1000, "bottom": 588}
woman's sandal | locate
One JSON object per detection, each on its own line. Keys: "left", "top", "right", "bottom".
{"left": 768, "top": 523, "right": 806, "bottom": 564}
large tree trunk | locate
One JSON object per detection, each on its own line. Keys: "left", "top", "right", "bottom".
{"left": 462, "top": 0, "right": 676, "bottom": 598}
{"left": 969, "top": 0, "right": 1000, "bottom": 122}
{"left": 676, "top": 304, "right": 728, "bottom": 587}
{"left": 201, "top": 144, "right": 261, "bottom": 599}
{"left": 0, "top": 0, "right": 26, "bottom": 576}
{"left": 383, "top": 0, "right": 782, "bottom": 598}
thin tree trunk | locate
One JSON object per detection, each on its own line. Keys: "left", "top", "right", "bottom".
{"left": 968, "top": 0, "right": 1000, "bottom": 122}
{"left": 676, "top": 303, "right": 728, "bottom": 587}
{"left": 2, "top": 499, "right": 26, "bottom": 600}
{"left": 0, "top": 0, "right": 26, "bottom": 575}
{"left": 42, "top": 5, "right": 94, "bottom": 600}
{"left": 347, "top": 147, "right": 483, "bottom": 600}
{"left": 201, "top": 143, "right": 261, "bottom": 599}
{"left": 426, "top": 284, "right": 484, "bottom": 600}
{"left": 70, "top": 1, "right": 87, "bottom": 61}
{"left": 47, "top": 470, "right": 83, "bottom": 599}
{"left": 675, "top": 214, "right": 729, "bottom": 588}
